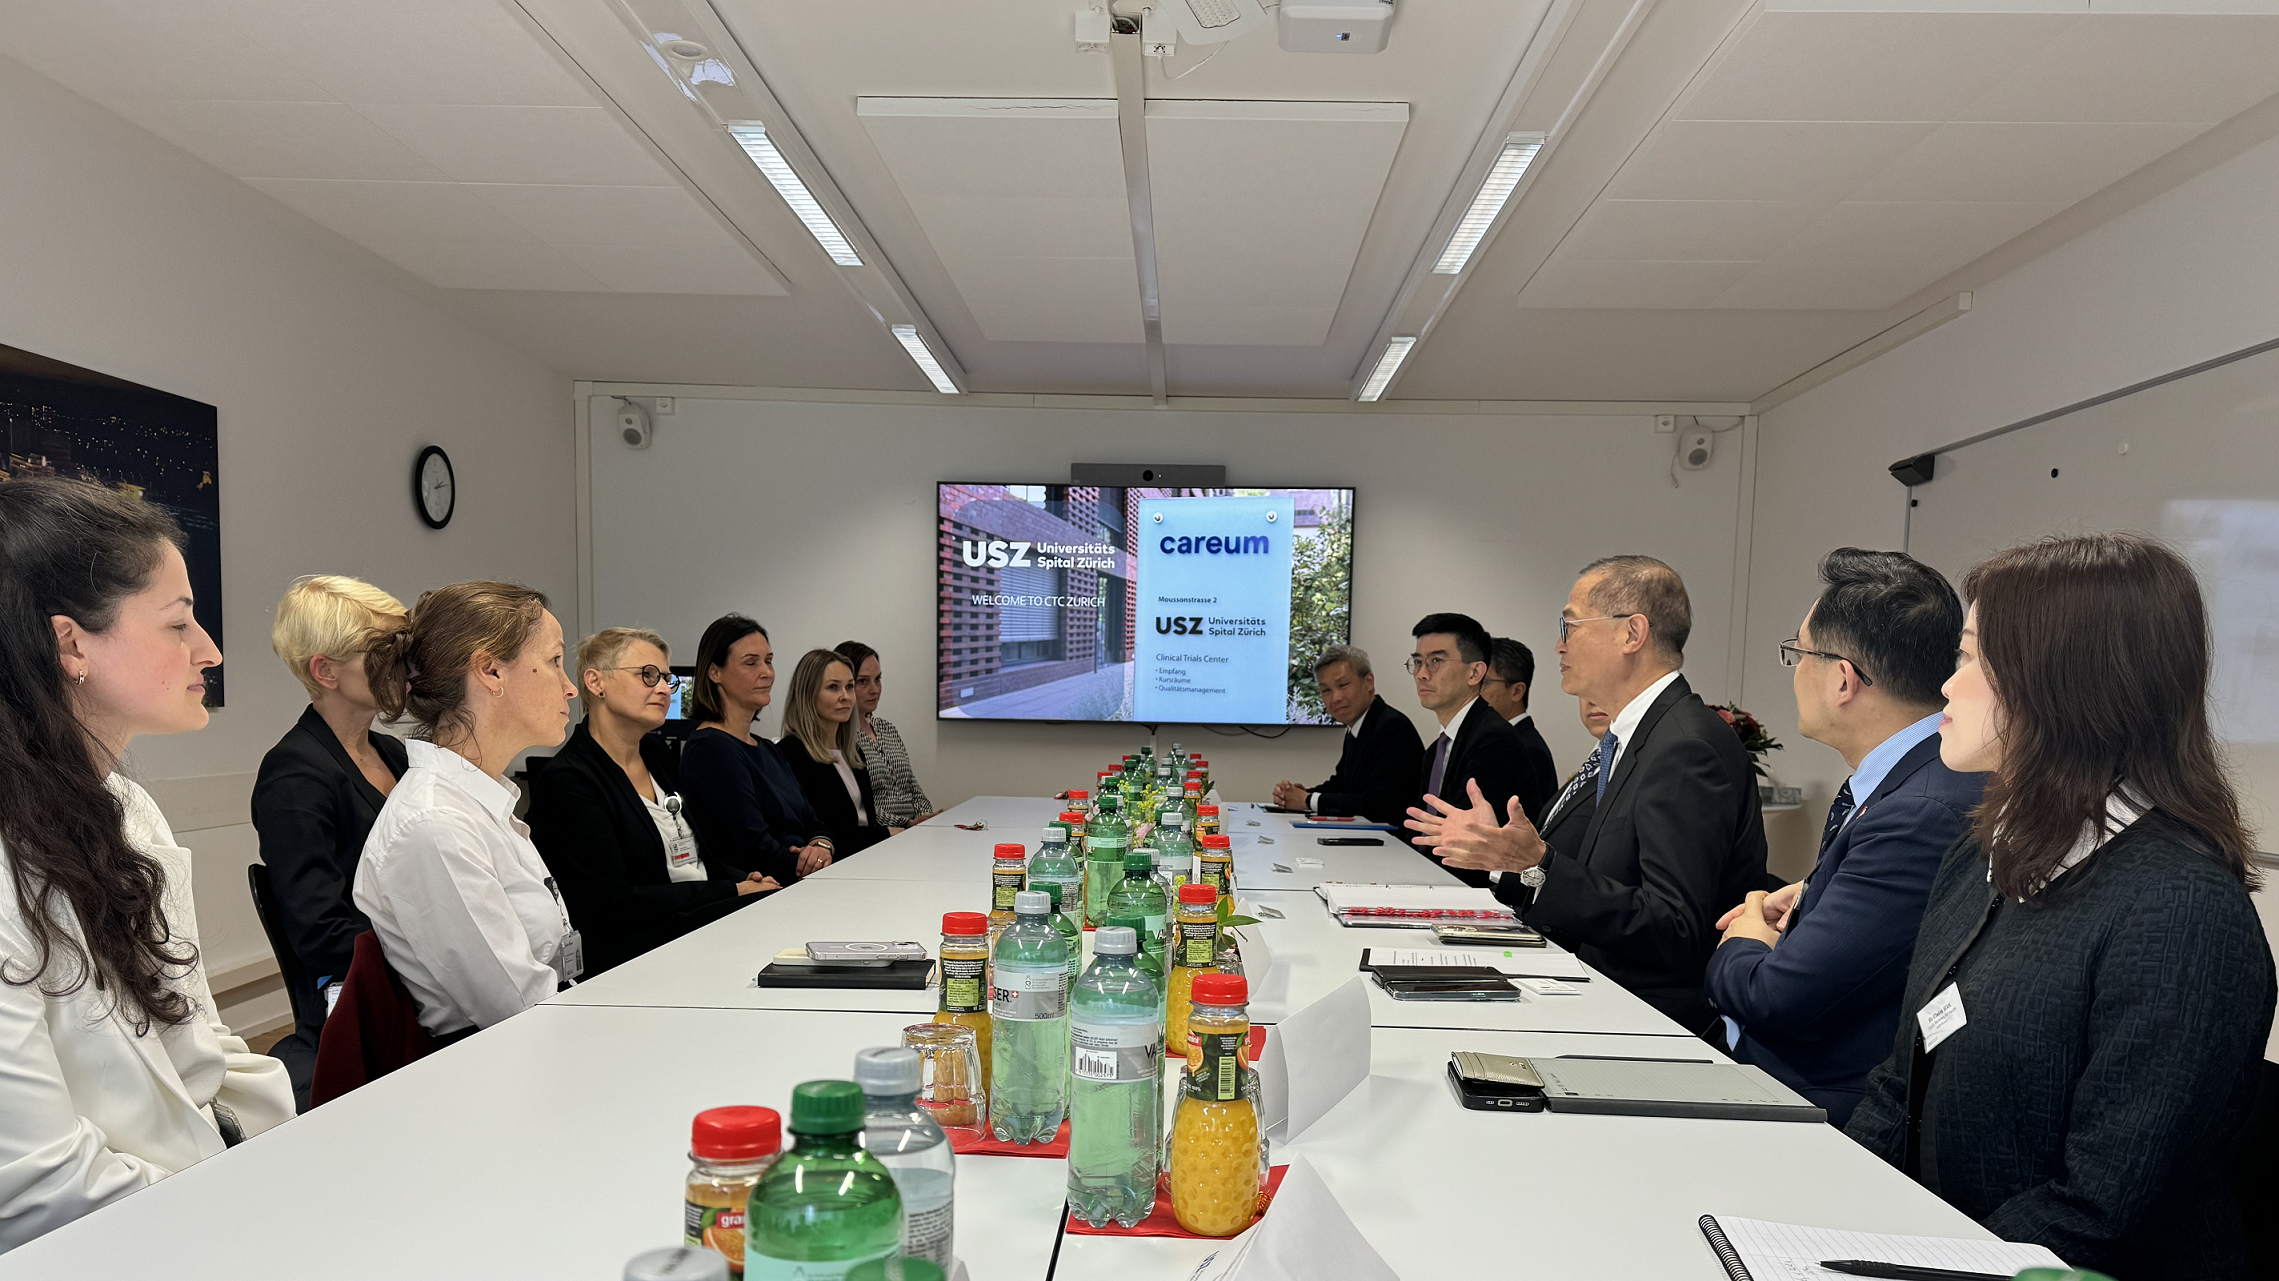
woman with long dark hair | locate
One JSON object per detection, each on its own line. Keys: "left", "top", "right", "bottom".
{"left": 0, "top": 479, "right": 294, "bottom": 1248}
{"left": 677, "top": 615, "right": 835, "bottom": 885}
{"left": 1845, "top": 533, "right": 2273, "bottom": 1279}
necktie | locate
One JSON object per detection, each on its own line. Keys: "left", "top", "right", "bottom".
{"left": 1819, "top": 778, "right": 1857, "bottom": 856}
{"left": 1427, "top": 733, "right": 1451, "bottom": 799}
{"left": 1544, "top": 740, "right": 1604, "bottom": 826}
{"left": 1595, "top": 731, "right": 1620, "bottom": 805}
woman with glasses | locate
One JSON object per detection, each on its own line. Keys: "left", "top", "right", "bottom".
{"left": 834, "top": 640, "right": 939, "bottom": 829}
{"left": 527, "top": 628, "right": 778, "bottom": 977}
{"left": 779, "top": 649, "right": 896, "bottom": 856}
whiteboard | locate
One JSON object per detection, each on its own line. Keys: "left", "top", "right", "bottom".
{"left": 1908, "top": 340, "right": 2279, "bottom": 842}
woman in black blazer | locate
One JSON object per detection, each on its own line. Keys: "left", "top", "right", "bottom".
{"left": 251, "top": 576, "right": 413, "bottom": 1110}
{"left": 1844, "top": 534, "right": 2274, "bottom": 1281}
{"left": 777, "top": 649, "right": 895, "bottom": 856}
{"left": 527, "top": 629, "right": 777, "bottom": 976}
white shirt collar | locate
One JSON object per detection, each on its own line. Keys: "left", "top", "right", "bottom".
{"left": 405, "top": 738, "right": 520, "bottom": 825}
{"left": 1435, "top": 695, "right": 1480, "bottom": 742}
{"left": 2036, "top": 787, "right": 2149, "bottom": 894}
{"left": 1345, "top": 703, "right": 1370, "bottom": 738}
{"left": 1606, "top": 669, "right": 1683, "bottom": 763}
{"left": 1507, "top": 710, "right": 1532, "bottom": 728}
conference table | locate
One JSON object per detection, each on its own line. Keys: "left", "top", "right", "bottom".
{"left": 0, "top": 793, "right": 2010, "bottom": 1279}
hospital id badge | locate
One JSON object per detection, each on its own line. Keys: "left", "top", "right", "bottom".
{"left": 557, "top": 928, "right": 586, "bottom": 982}
{"left": 665, "top": 828, "right": 698, "bottom": 870}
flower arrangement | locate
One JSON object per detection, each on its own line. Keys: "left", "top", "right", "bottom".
{"left": 1711, "top": 703, "right": 1783, "bottom": 778}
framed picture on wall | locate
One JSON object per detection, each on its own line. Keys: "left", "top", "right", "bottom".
{"left": 0, "top": 342, "right": 225, "bottom": 706}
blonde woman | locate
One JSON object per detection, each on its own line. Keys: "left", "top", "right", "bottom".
{"left": 250, "top": 575, "right": 410, "bottom": 1109}
{"left": 526, "top": 628, "right": 777, "bottom": 976}
{"left": 778, "top": 649, "right": 896, "bottom": 856}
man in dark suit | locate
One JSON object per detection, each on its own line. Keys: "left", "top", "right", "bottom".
{"left": 1706, "top": 549, "right": 1983, "bottom": 1125}
{"left": 1479, "top": 636, "right": 1559, "bottom": 826}
{"left": 1272, "top": 645, "right": 1424, "bottom": 825}
{"left": 1403, "top": 612, "right": 1529, "bottom": 887}
{"left": 1410, "top": 557, "right": 1765, "bottom": 1030}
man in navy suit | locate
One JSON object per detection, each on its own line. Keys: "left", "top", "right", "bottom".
{"left": 1707, "top": 549, "right": 1984, "bottom": 1125}
{"left": 1479, "top": 636, "right": 1560, "bottom": 828}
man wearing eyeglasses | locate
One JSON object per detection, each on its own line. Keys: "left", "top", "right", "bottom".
{"left": 1404, "top": 612, "right": 1530, "bottom": 887}
{"left": 1409, "top": 556, "right": 1764, "bottom": 1031}
{"left": 1704, "top": 549, "right": 1981, "bottom": 1124}
{"left": 1270, "top": 645, "right": 1425, "bottom": 825}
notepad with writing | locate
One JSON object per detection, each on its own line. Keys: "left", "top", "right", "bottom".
{"left": 1313, "top": 882, "right": 1518, "bottom": 927}
{"left": 1697, "top": 1214, "right": 2065, "bottom": 1280}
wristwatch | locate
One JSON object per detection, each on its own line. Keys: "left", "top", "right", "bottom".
{"left": 1518, "top": 864, "right": 1548, "bottom": 889}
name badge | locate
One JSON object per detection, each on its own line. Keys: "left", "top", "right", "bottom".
{"left": 1916, "top": 982, "right": 1967, "bottom": 1052}
{"left": 665, "top": 828, "right": 698, "bottom": 868}
{"left": 557, "top": 928, "right": 586, "bottom": 983}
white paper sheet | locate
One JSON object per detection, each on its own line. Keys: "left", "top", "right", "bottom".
{"left": 1209, "top": 1155, "right": 1396, "bottom": 1281}
{"left": 1257, "top": 976, "right": 1371, "bottom": 1142}
{"left": 1711, "top": 1214, "right": 2065, "bottom": 1279}
{"left": 1366, "top": 946, "right": 1589, "bottom": 981}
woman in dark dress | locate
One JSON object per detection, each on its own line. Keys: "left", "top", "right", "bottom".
{"left": 778, "top": 649, "right": 896, "bottom": 857}
{"left": 677, "top": 616, "right": 838, "bottom": 885}
{"left": 527, "top": 628, "right": 776, "bottom": 977}
{"left": 250, "top": 575, "right": 412, "bottom": 1110}
{"left": 1844, "top": 533, "right": 2274, "bottom": 1280}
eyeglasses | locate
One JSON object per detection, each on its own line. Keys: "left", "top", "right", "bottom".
{"left": 1481, "top": 677, "right": 1516, "bottom": 689}
{"left": 1404, "top": 654, "right": 1454, "bottom": 676}
{"left": 608, "top": 665, "right": 681, "bottom": 689}
{"left": 1557, "top": 613, "right": 1637, "bottom": 644}
{"left": 1778, "top": 640, "right": 1873, "bottom": 686}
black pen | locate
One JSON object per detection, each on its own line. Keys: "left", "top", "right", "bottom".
{"left": 1819, "top": 1260, "right": 2010, "bottom": 1281}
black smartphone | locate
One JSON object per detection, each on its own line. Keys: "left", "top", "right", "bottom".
{"left": 1316, "top": 836, "right": 1385, "bottom": 846}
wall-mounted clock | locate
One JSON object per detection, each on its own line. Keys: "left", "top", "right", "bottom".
{"left": 413, "top": 445, "right": 455, "bottom": 529}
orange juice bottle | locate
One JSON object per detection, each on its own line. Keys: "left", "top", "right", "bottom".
{"left": 932, "top": 912, "right": 994, "bottom": 1095}
{"left": 685, "top": 1106, "right": 781, "bottom": 1275}
{"left": 1167, "top": 973, "right": 1265, "bottom": 1237}
{"left": 1197, "top": 834, "right": 1234, "bottom": 896}
{"left": 1165, "top": 883, "right": 1219, "bottom": 1055}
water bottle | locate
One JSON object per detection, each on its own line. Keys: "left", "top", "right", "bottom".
{"left": 1105, "top": 849, "right": 1169, "bottom": 959}
{"left": 852, "top": 1048, "right": 956, "bottom": 1274}
{"left": 1154, "top": 810, "right": 1194, "bottom": 887}
{"left": 1067, "top": 926, "right": 1163, "bottom": 1228}
{"left": 1083, "top": 796, "right": 1131, "bottom": 928}
{"left": 988, "top": 890, "right": 1070, "bottom": 1143}
{"left": 743, "top": 1081, "right": 902, "bottom": 1280}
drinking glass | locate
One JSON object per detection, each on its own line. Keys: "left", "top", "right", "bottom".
{"left": 901, "top": 1022, "right": 985, "bottom": 1137}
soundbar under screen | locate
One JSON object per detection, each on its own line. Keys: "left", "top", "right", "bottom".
{"left": 937, "top": 483, "right": 1353, "bottom": 725}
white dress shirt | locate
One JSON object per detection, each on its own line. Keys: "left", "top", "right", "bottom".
{"left": 1604, "top": 669, "right": 1684, "bottom": 779}
{"left": 1507, "top": 710, "right": 1532, "bottom": 728}
{"left": 1308, "top": 704, "right": 1372, "bottom": 813}
{"left": 0, "top": 777, "right": 294, "bottom": 1250}
{"left": 640, "top": 786, "right": 706, "bottom": 884}
{"left": 354, "top": 740, "right": 575, "bottom": 1036}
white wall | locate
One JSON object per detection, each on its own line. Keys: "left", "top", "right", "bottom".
{"left": 0, "top": 54, "right": 576, "bottom": 1024}
{"left": 583, "top": 394, "right": 1752, "bottom": 814}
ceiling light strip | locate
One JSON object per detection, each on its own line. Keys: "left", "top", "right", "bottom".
{"left": 1433, "top": 135, "right": 1543, "bottom": 275}
{"left": 891, "top": 325, "right": 961, "bottom": 394}
{"left": 726, "top": 123, "right": 863, "bottom": 267}
{"left": 1356, "top": 336, "right": 1416, "bottom": 402}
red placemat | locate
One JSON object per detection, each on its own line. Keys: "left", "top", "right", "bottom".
{"left": 1064, "top": 1165, "right": 1290, "bottom": 1238}
{"left": 1167, "top": 1025, "right": 1268, "bottom": 1061}
{"left": 948, "top": 1118, "right": 1069, "bottom": 1158}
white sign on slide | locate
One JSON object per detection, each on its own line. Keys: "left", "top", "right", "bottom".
{"left": 1134, "top": 494, "right": 1294, "bottom": 724}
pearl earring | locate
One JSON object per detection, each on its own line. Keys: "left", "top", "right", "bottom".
{"left": 74, "top": 670, "right": 88, "bottom": 686}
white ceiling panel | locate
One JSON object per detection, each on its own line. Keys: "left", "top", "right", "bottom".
{"left": 212, "top": 0, "right": 595, "bottom": 107}
{"left": 115, "top": 99, "right": 450, "bottom": 181}
{"left": 1956, "top": 14, "right": 2279, "bottom": 122}
{"left": 1562, "top": 200, "right": 1827, "bottom": 262}
{"left": 858, "top": 98, "right": 1137, "bottom": 344}
{"left": 363, "top": 239, "right": 608, "bottom": 292}
{"left": 469, "top": 184, "right": 743, "bottom": 250}
{"left": 1679, "top": 11, "right": 2076, "bottom": 122}
{"left": 1606, "top": 120, "right": 1939, "bottom": 202}
{"left": 1520, "top": 259, "right": 1755, "bottom": 309}
{"left": 1849, "top": 120, "right": 2208, "bottom": 202}
{"left": 2, "top": 0, "right": 331, "bottom": 102}
{"left": 357, "top": 104, "right": 677, "bottom": 186}
{"left": 1710, "top": 259, "right": 1943, "bottom": 311}
{"left": 1147, "top": 100, "right": 1407, "bottom": 346}
{"left": 557, "top": 244, "right": 789, "bottom": 296}
{"left": 246, "top": 179, "right": 541, "bottom": 244}
{"left": 1770, "top": 200, "right": 2067, "bottom": 265}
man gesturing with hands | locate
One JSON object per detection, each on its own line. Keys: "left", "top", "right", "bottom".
{"left": 1409, "top": 556, "right": 1764, "bottom": 1032}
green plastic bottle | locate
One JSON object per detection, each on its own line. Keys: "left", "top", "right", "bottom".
{"left": 744, "top": 1081, "right": 903, "bottom": 1281}
{"left": 1104, "top": 909, "right": 1167, "bottom": 1021}
{"left": 1106, "top": 849, "right": 1169, "bottom": 959}
{"left": 1083, "top": 795, "right": 1132, "bottom": 929}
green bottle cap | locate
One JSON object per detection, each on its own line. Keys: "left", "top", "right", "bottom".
{"left": 1124, "top": 849, "right": 1154, "bottom": 873}
{"left": 787, "top": 1079, "right": 865, "bottom": 1134}
{"left": 848, "top": 1259, "right": 946, "bottom": 1281}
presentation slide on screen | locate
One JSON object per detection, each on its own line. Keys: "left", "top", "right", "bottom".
{"left": 937, "top": 484, "right": 1353, "bottom": 725}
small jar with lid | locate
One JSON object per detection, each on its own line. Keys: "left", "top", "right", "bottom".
{"left": 685, "top": 1106, "right": 782, "bottom": 1276}
{"left": 1194, "top": 803, "right": 1222, "bottom": 840}
{"left": 988, "top": 842, "right": 1028, "bottom": 936}
{"left": 1167, "top": 973, "right": 1265, "bottom": 1237}
{"left": 1165, "top": 882, "right": 1220, "bottom": 1053}
{"left": 933, "top": 912, "right": 994, "bottom": 1094}
{"left": 1197, "top": 834, "right": 1234, "bottom": 895}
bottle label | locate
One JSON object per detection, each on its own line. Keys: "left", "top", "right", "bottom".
{"left": 941, "top": 955, "right": 987, "bottom": 1012}
{"left": 1193, "top": 1028, "right": 1249, "bottom": 1101}
{"left": 1145, "top": 912, "right": 1166, "bottom": 939}
{"left": 991, "top": 868, "right": 1025, "bottom": 911}
{"left": 1200, "top": 858, "right": 1231, "bottom": 893}
{"left": 686, "top": 1200, "right": 747, "bottom": 1275}
{"left": 1072, "top": 1019, "right": 1162, "bottom": 1082}
{"left": 902, "top": 1199, "right": 954, "bottom": 1270}
{"left": 1089, "top": 834, "right": 1129, "bottom": 858}
{"left": 991, "top": 967, "right": 1067, "bottom": 1021}
{"left": 743, "top": 1248, "right": 894, "bottom": 1281}
{"left": 1178, "top": 920, "right": 1218, "bottom": 968}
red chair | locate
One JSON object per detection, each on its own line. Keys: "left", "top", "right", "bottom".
{"left": 309, "top": 932, "right": 441, "bottom": 1106}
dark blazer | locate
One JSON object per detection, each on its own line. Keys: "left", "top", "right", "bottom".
{"left": 1845, "top": 816, "right": 2275, "bottom": 1280}
{"left": 526, "top": 721, "right": 756, "bottom": 976}
{"left": 1308, "top": 695, "right": 1424, "bottom": 824}
{"left": 679, "top": 727, "right": 831, "bottom": 884}
{"left": 251, "top": 705, "right": 408, "bottom": 1106}
{"left": 779, "top": 738, "right": 892, "bottom": 856}
{"left": 1508, "top": 674, "right": 1766, "bottom": 1030}
{"left": 1414, "top": 698, "right": 1533, "bottom": 887}
{"left": 1705, "top": 734, "right": 1982, "bottom": 1125}
{"left": 1505, "top": 714, "right": 1560, "bottom": 831}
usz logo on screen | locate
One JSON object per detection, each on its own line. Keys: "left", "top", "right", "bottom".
{"left": 961, "top": 539, "right": 1033, "bottom": 568}
{"left": 1155, "top": 616, "right": 1206, "bottom": 634}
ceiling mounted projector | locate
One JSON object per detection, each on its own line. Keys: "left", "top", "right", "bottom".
{"left": 1280, "top": 0, "right": 1394, "bottom": 53}
{"left": 1166, "top": 0, "right": 1267, "bottom": 47}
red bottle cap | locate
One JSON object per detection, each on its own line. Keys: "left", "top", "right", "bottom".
{"left": 993, "top": 843, "right": 1026, "bottom": 858}
{"left": 1059, "top": 811, "right": 1086, "bottom": 823}
{"left": 692, "top": 1106, "right": 781, "bottom": 1160}
{"left": 1185, "top": 769, "right": 1204, "bottom": 778}
{"left": 1177, "top": 882, "right": 1219, "bottom": 905}
{"left": 1190, "top": 974, "right": 1248, "bottom": 1006}
{"left": 942, "top": 911, "right": 989, "bottom": 936}
{"left": 1069, "top": 789, "right": 1089, "bottom": 800}
{"left": 1201, "top": 834, "right": 1232, "bottom": 849}
{"left": 1198, "top": 805, "right": 1220, "bottom": 816}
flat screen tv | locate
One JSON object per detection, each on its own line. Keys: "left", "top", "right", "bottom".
{"left": 938, "top": 484, "right": 1353, "bottom": 725}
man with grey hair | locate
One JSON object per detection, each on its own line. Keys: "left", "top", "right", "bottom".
{"left": 1408, "top": 555, "right": 1766, "bottom": 1031}
{"left": 1272, "top": 644, "right": 1424, "bottom": 825}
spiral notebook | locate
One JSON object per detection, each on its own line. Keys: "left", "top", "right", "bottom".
{"left": 1697, "top": 1214, "right": 2066, "bottom": 1280}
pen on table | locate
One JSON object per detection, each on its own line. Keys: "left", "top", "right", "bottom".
{"left": 1819, "top": 1259, "right": 2010, "bottom": 1281}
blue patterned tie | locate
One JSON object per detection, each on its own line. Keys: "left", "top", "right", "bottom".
{"left": 1595, "top": 731, "right": 1620, "bottom": 805}
{"left": 1819, "top": 779, "right": 1857, "bottom": 856}
{"left": 1545, "top": 740, "right": 1605, "bottom": 825}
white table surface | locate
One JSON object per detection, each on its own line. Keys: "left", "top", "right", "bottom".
{"left": 1056, "top": 1026, "right": 2004, "bottom": 1281}
{"left": 0, "top": 1006, "right": 1065, "bottom": 1281}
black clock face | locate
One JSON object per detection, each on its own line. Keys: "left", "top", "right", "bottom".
{"left": 414, "top": 446, "right": 455, "bottom": 529}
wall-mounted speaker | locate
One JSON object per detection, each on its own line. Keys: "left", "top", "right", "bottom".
{"left": 1679, "top": 431, "right": 1714, "bottom": 470}
{"left": 615, "top": 399, "right": 653, "bottom": 450}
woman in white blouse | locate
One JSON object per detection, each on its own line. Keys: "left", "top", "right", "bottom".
{"left": 354, "top": 581, "right": 580, "bottom": 1038}
{"left": 0, "top": 479, "right": 294, "bottom": 1251}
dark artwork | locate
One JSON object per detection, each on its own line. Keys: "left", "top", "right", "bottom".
{"left": 0, "top": 343, "right": 224, "bottom": 706}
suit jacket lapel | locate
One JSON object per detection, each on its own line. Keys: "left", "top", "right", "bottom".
{"left": 1789, "top": 734, "right": 1946, "bottom": 932}
{"left": 1575, "top": 675, "right": 1690, "bottom": 865}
